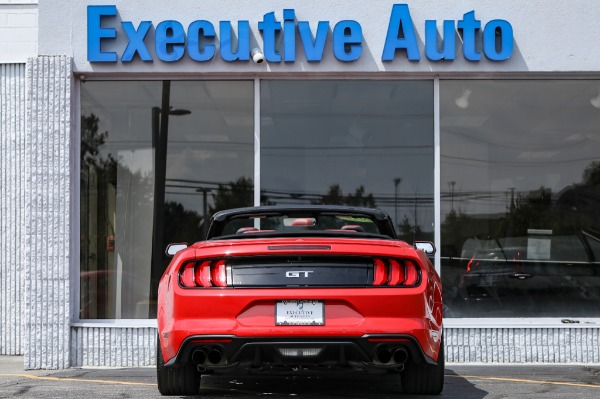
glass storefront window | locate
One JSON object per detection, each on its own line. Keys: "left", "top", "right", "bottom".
{"left": 82, "top": 78, "right": 600, "bottom": 321}
{"left": 441, "top": 80, "right": 600, "bottom": 318}
{"left": 80, "top": 80, "right": 254, "bottom": 319}
{"left": 260, "top": 80, "right": 435, "bottom": 243}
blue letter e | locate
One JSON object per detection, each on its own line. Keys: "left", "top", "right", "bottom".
{"left": 88, "top": 5, "right": 117, "bottom": 62}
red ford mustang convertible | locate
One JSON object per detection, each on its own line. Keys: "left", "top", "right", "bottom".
{"left": 156, "top": 205, "right": 444, "bottom": 395}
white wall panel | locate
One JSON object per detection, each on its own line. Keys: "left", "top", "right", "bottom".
{"left": 70, "top": 327, "right": 156, "bottom": 367}
{"left": 0, "top": 63, "right": 26, "bottom": 356}
{"left": 445, "top": 327, "right": 600, "bottom": 363}
{"left": 68, "top": 326, "right": 600, "bottom": 367}
{"left": 0, "top": 2, "right": 37, "bottom": 63}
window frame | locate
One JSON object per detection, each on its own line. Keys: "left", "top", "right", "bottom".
{"left": 73, "top": 74, "right": 600, "bottom": 327}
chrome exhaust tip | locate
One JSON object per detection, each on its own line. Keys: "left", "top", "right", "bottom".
{"left": 207, "top": 348, "right": 223, "bottom": 365}
{"left": 191, "top": 349, "right": 207, "bottom": 365}
{"left": 393, "top": 348, "right": 408, "bottom": 364}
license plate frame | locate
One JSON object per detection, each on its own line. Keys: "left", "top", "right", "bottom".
{"left": 275, "top": 300, "right": 324, "bottom": 326}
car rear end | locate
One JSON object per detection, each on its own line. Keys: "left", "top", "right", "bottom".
{"left": 157, "top": 236, "right": 443, "bottom": 394}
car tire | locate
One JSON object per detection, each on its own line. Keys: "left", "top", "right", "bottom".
{"left": 401, "top": 338, "right": 445, "bottom": 395}
{"left": 157, "top": 336, "right": 200, "bottom": 396}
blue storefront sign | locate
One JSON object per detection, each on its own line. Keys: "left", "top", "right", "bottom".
{"left": 87, "top": 4, "right": 513, "bottom": 63}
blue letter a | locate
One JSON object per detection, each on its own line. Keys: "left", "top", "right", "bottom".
{"left": 382, "top": 4, "right": 420, "bottom": 61}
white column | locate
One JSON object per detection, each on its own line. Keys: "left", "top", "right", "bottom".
{"left": 24, "top": 55, "right": 73, "bottom": 369}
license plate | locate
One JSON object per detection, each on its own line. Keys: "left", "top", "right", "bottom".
{"left": 275, "top": 300, "right": 324, "bottom": 326}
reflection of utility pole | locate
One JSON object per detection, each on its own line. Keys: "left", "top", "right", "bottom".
{"left": 151, "top": 80, "right": 191, "bottom": 316}
{"left": 509, "top": 187, "right": 516, "bottom": 213}
{"left": 393, "top": 177, "right": 401, "bottom": 233}
{"left": 196, "top": 187, "right": 211, "bottom": 239}
{"left": 448, "top": 181, "right": 456, "bottom": 212}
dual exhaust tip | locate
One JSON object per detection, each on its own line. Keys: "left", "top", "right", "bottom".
{"left": 376, "top": 346, "right": 409, "bottom": 365}
{"left": 191, "top": 347, "right": 224, "bottom": 367}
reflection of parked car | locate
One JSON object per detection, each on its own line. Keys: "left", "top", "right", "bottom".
{"left": 156, "top": 205, "right": 444, "bottom": 396}
{"left": 458, "top": 230, "right": 600, "bottom": 302}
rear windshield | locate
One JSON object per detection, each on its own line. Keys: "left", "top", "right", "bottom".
{"left": 219, "top": 213, "right": 382, "bottom": 237}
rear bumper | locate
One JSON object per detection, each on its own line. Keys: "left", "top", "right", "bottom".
{"left": 163, "top": 334, "right": 439, "bottom": 373}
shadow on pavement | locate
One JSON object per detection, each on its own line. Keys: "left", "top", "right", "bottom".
{"left": 442, "top": 368, "right": 488, "bottom": 398}
{"left": 190, "top": 369, "right": 489, "bottom": 398}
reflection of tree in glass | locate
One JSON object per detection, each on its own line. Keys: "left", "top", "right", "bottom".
{"left": 81, "top": 114, "right": 117, "bottom": 177}
{"left": 441, "top": 160, "right": 600, "bottom": 256}
{"left": 397, "top": 215, "right": 424, "bottom": 243}
{"left": 312, "top": 184, "right": 376, "bottom": 208}
{"left": 162, "top": 202, "right": 203, "bottom": 246}
{"left": 583, "top": 161, "right": 600, "bottom": 186}
{"left": 80, "top": 114, "right": 118, "bottom": 318}
{"left": 81, "top": 113, "right": 118, "bottom": 266}
{"left": 209, "top": 177, "right": 254, "bottom": 216}
{"left": 207, "top": 177, "right": 280, "bottom": 230}
{"left": 497, "top": 186, "right": 552, "bottom": 237}
{"left": 440, "top": 210, "right": 468, "bottom": 258}
{"left": 554, "top": 161, "right": 600, "bottom": 235}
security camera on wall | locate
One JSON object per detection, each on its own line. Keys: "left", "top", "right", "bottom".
{"left": 251, "top": 48, "right": 265, "bottom": 64}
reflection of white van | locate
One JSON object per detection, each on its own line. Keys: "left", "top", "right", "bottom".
{"left": 458, "top": 230, "right": 600, "bottom": 301}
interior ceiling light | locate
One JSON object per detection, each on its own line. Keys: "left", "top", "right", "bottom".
{"left": 455, "top": 88, "right": 472, "bottom": 109}
{"left": 590, "top": 88, "right": 600, "bottom": 109}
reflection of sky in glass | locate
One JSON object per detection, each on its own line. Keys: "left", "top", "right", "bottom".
{"left": 440, "top": 80, "right": 600, "bottom": 218}
{"left": 80, "top": 80, "right": 255, "bottom": 217}
{"left": 260, "top": 80, "right": 435, "bottom": 234}
{"left": 81, "top": 80, "right": 436, "bottom": 233}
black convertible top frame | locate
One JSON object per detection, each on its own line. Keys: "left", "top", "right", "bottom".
{"left": 206, "top": 205, "right": 397, "bottom": 240}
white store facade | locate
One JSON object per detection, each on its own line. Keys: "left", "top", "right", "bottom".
{"left": 1, "top": 0, "right": 600, "bottom": 369}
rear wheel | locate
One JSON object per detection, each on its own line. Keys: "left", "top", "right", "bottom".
{"left": 157, "top": 336, "right": 200, "bottom": 396}
{"left": 401, "top": 338, "right": 444, "bottom": 395}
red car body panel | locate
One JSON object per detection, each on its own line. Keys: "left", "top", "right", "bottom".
{"left": 157, "top": 237, "right": 443, "bottom": 364}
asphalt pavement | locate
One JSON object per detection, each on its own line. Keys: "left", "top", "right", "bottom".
{"left": 1, "top": 356, "right": 600, "bottom": 398}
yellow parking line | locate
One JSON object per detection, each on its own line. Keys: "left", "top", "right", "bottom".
{"left": 0, "top": 373, "right": 156, "bottom": 387}
{"left": 3, "top": 373, "right": 598, "bottom": 391}
{"left": 449, "top": 374, "right": 600, "bottom": 389}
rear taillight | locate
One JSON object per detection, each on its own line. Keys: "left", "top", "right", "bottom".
{"left": 373, "top": 258, "right": 388, "bottom": 286}
{"left": 211, "top": 260, "right": 227, "bottom": 287}
{"left": 194, "top": 261, "right": 211, "bottom": 287}
{"left": 179, "top": 260, "right": 229, "bottom": 288}
{"left": 404, "top": 260, "right": 419, "bottom": 286}
{"left": 388, "top": 259, "right": 405, "bottom": 285}
{"left": 372, "top": 258, "right": 421, "bottom": 287}
{"left": 180, "top": 263, "right": 196, "bottom": 287}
